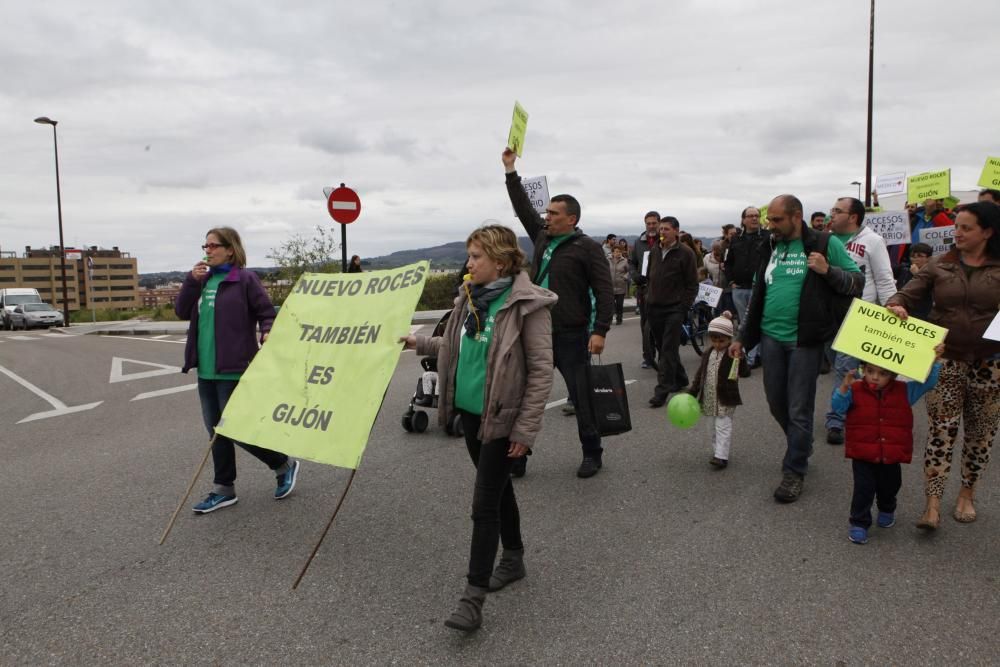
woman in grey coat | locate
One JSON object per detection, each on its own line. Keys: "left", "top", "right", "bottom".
{"left": 401, "top": 224, "right": 556, "bottom": 632}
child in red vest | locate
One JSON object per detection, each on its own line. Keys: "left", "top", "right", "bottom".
{"left": 832, "top": 348, "right": 942, "bottom": 544}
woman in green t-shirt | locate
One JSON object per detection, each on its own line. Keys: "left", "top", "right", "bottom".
{"left": 400, "top": 225, "right": 557, "bottom": 633}
{"left": 175, "top": 227, "right": 300, "bottom": 514}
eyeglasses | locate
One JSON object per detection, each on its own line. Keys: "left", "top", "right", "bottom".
{"left": 830, "top": 208, "right": 847, "bottom": 215}
{"left": 201, "top": 243, "right": 228, "bottom": 251}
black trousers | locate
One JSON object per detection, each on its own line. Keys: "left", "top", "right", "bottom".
{"left": 849, "top": 459, "right": 902, "bottom": 528}
{"left": 637, "top": 291, "right": 655, "bottom": 363}
{"left": 647, "top": 304, "right": 689, "bottom": 398}
{"left": 613, "top": 294, "right": 625, "bottom": 322}
{"left": 552, "top": 329, "right": 602, "bottom": 455}
{"left": 460, "top": 412, "right": 523, "bottom": 588}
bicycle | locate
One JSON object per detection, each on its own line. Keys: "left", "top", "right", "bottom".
{"left": 680, "top": 301, "right": 715, "bottom": 356}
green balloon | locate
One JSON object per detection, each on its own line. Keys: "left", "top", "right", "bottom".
{"left": 667, "top": 393, "right": 701, "bottom": 429}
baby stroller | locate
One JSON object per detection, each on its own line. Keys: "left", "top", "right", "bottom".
{"left": 401, "top": 310, "right": 465, "bottom": 437}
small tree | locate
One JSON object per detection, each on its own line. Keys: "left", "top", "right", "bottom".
{"left": 417, "top": 273, "right": 461, "bottom": 311}
{"left": 266, "top": 225, "right": 341, "bottom": 304}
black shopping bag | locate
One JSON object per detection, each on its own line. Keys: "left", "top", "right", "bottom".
{"left": 575, "top": 360, "right": 632, "bottom": 436}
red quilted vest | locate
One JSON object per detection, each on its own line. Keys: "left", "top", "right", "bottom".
{"left": 844, "top": 380, "right": 913, "bottom": 465}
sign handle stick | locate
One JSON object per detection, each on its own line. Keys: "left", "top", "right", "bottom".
{"left": 159, "top": 434, "right": 216, "bottom": 545}
{"left": 292, "top": 468, "right": 358, "bottom": 590}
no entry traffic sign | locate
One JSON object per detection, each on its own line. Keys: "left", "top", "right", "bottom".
{"left": 327, "top": 185, "right": 361, "bottom": 224}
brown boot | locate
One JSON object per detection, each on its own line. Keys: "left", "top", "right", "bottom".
{"left": 444, "top": 584, "right": 487, "bottom": 632}
{"left": 916, "top": 495, "right": 941, "bottom": 530}
{"left": 954, "top": 487, "right": 977, "bottom": 523}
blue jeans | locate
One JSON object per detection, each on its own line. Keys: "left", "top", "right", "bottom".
{"left": 553, "top": 329, "right": 602, "bottom": 456}
{"left": 850, "top": 460, "right": 901, "bottom": 528}
{"left": 198, "top": 378, "right": 289, "bottom": 493}
{"left": 824, "top": 351, "right": 859, "bottom": 431}
{"left": 731, "top": 288, "right": 759, "bottom": 364}
{"left": 759, "top": 336, "right": 823, "bottom": 477}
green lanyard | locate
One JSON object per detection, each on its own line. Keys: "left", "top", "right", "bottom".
{"left": 536, "top": 234, "right": 573, "bottom": 286}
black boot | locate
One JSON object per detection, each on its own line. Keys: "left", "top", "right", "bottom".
{"left": 444, "top": 584, "right": 487, "bottom": 632}
{"left": 489, "top": 548, "right": 526, "bottom": 591}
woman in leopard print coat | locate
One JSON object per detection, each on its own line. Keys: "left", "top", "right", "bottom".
{"left": 886, "top": 201, "right": 1000, "bottom": 529}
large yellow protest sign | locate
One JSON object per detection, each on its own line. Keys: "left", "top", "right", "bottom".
{"left": 907, "top": 169, "right": 950, "bottom": 204}
{"left": 215, "top": 262, "right": 429, "bottom": 469}
{"left": 977, "top": 156, "right": 1000, "bottom": 189}
{"left": 507, "top": 101, "right": 528, "bottom": 157}
{"left": 832, "top": 299, "right": 948, "bottom": 381}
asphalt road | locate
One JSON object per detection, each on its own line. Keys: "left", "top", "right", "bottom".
{"left": 0, "top": 319, "right": 997, "bottom": 665}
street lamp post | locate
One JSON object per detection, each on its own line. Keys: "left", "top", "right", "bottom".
{"left": 851, "top": 181, "right": 862, "bottom": 200}
{"left": 864, "top": 0, "right": 875, "bottom": 207}
{"left": 34, "top": 116, "right": 71, "bottom": 328}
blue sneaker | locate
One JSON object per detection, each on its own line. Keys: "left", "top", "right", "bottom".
{"left": 193, "top": 492, "right": 238, "bottom": 514}
{"left": 848, "top": 526, "right": 869, "bottom": 544}
{"left": 877, "top": 512, "right": 896, "bottom": 528}
{"left": 275, "top": 460, "right": 300, "bottom": 499}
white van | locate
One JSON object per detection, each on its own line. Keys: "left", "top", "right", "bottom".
{"left": 1, "top": 288, "right": 43, "bottom": 330}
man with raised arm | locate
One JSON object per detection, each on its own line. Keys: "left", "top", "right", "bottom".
{"left": 503, "top": 148, "right": 615, "bottom": 479}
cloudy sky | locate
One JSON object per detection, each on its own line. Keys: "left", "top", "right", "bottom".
{"left": 1, "top": 1, "right": 996, "bottom": 272}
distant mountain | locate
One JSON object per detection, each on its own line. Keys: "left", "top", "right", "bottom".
{"left": 361, "top": 234, "right": 716, "bottom": 270}
{"left": 362, "top": 238, "right": 536, "bottom": 270}
{"left": 138, "top": 268, "right": 274, "bottom": 287}
{"left": 140, "top": 233, "right": 720, "bottom": 282}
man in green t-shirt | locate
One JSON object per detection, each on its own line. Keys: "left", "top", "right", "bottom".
{"left": 730, "top": 194, "right": 864, "bottom": 503}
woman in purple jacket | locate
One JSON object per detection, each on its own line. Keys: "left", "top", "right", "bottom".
{"left": 175, "top": 227, "right": 300, "bottom": 514}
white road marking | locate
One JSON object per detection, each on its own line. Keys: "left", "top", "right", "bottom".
{"left": 101, "top": 336, "right": 186, "bottom": 345}
{"left": 131, "top": 384, "right": 198, "bottom": 401}
{"left": 41, "top": 333, "right": 65, "bottom": 338}
{"left": 109, "top": 357, "right": 182, "bottom": 383}
{"left": 151, "top": 334, "right": 171, "bottom": 339}
{"left": 9, "top": 335, "right": 40, "bottom": 341}
{"left": 545, "top": 379, "right": 637, "bottom": 410}
{"left": 0, "top": 364, "right": 103, "bottom": 423}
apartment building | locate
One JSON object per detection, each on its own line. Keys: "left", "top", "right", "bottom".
{"left": 0, "top": 245, "right": 140, "bottom": 310}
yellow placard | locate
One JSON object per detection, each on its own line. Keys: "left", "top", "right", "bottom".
{"left": 832, "top": 298, "right": 948, "bottom": 381}
{"left": 507, "top": 101, "right": 529, "bottom": 157}
{"left": 907, "top": 169, "right": 951, "bottom": 204}
{"left": 215, "top": 262, "right": 429, "bottom": 469}
{"left": 977, "top": 156, "right": 1000, "bottom": 190}
{"left": 759, "top": 204, "right": 769, "bottom": 228}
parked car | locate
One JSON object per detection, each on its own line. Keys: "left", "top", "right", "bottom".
{"left": 1, "top": 288, "right": 43, "bottom": 330}
{"left": 9, "top": 303, "right": 64, "bottom": 330}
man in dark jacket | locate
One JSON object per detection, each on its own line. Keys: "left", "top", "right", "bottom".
{"left": 629, "top": 211, "right": 661, "bottom": 369}
{"left": 645, "top": 217, "right": 698, "bottom": 407}
{"left": 723, "top": 206, "right": 769, "bottom": 368}
{"left": 729, "top": 195, "right": 864, "bottom": 503}
{"left": 502, "top": 148, "right": 615, "bottom": 478}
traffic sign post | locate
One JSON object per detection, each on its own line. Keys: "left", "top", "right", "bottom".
{"left": 326, "top": 184, "right": 361, "bottom": 273}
